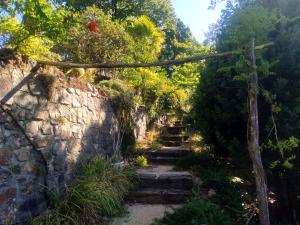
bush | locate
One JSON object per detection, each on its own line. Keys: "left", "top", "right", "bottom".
{"left": 150, "top": 141, "right": 162, "bottom": 151}
{"left": 134, "top": 155, "right": 148, "bottom": 167}
{"left": 152, "top": 198, "right": 234, "bottom": 225}
{"left": 31, "top": 157, "right": 137, "bottom": 225}
{"left": 176, "top": 151, "right": 246, "bottom": 224}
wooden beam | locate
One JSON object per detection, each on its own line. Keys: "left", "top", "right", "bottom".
{"left": 0, "top": 41, "right": 274, "bottom": 110}
{"left": 37, "top": 42, "right": 274, "bottom": 69}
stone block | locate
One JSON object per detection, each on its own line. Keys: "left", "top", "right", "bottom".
{"left": 19, "top": 198, "right": 38, "bottom": 212}
{"left": 4, "top": 122, "right": 17, "bottom": 130}
{"left": 54, "top": 126, "right": 72, "bottom": 140}
{"left": 72, "top": 98, "right": 81, "bottom": 108}
{"left": 35, "top": 110, "right": 49, "bottom": 120}
{"left": 0, "top": 169, "right": 12, "bottom": 188}
{"left": 59, "top": 90, "right": 72, "bottom": 105}
{"left": 24, "top": 161, "right": 45, "bottom": 176}
{"left": 15, "top": 94, "right": 38, "bottom": 110}
{"left": 16, "top": 109, "right": 26, "bottom": 121}
{"left": 41, "top": 123, "right": 53, "bottom": 135}
{"left": 15, "top": 149, "right": 30, "bottom": 162}
{"left": 34, "top": 135, "right": 53, "bottom": 148}
{"left": 49, "top": 105, "right": 60, "bottom": 120}
{"left": 0, "top": 188, "right": 16, "bottom": 204}
{"left": 66, "top": 87, "right": 75, "bottom": 94}
{"left": 52, "top": 141, "right": 67, "bottom": 156}
{"left": 75, "top": 88, "right": 81, "bottom": 96}
{"left": 26, "top": 121, "right": 41, "bottom": 135}
{"left": 9, "top": 165, "right": 21, "bottom": 174}
{"left": 0, "top": 148, "right": 12, "bottom": 165}
{"left": 53, "top": 156, "right": 66, "bottom": 172}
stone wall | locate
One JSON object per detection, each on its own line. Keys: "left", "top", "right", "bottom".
{"left": 0, "top": 57, "right": 121, "bottom": 224}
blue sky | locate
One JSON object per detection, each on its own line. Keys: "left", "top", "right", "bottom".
{"left": 171, "top": 0, "right": 226, "bottom": 43}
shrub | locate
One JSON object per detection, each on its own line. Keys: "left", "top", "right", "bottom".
{"left": 150, "top": 141, "right": 162, "bottom": 151}
{"left": 152, "top": 198, "right": 234, "bottom": 225}
{"left": 134, "top": 155, "right": 148, "bottom": 167}
{"left": 31, "top": 157, "right": 137, "bottom": 225}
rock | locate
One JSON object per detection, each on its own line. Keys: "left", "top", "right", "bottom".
{"left": 66, "top": 88, "right": 75, "bottom": 94}
{"left": 54, "top": 126, "right": 72, "bottom": 140}
{"left": 41, "top": 123, "right": 53, "bottom": 135}
{"left": 72, "top": 98, "right": 81, "bottom": 108}
{"left": 35, "top": 110, "right": 49, "bottom": 120}
{"left": 19, "top": 198, "right": 38, "bottom": 212}
{"left": 0, "top": 148, "right": 11, "bottom": 165}
{"left": 0, "top": 169, "right": 12, "bottom": 188}
{"left": 26, "top": 121, "right": 41, "bottom": 135}
{"left": 34, "top": 136, "right": 53, "bottom": 148}
{"left": 52, "top": 141, "right": 67, "bottom": 156}
{"left": 15, "top": 150, "right": 30, "bottom": 162}
{"left": 16, "top": 94, "right": 38, "bottom": 110}
{"left": 208, "top": 188, "right": 217, "bottom": 197}
{"left": 0, "top": 188, "right": 16, "bottom": 203}
{"left": 24, "top": 161, "right": 45, "bottom": 176}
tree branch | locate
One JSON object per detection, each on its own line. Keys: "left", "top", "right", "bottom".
{"left": 37, "top": 42, "right": 274, "bottom": 69}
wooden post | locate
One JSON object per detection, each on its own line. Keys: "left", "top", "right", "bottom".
{"left": 248, "top": 38, "right": 270, "bottom": 225}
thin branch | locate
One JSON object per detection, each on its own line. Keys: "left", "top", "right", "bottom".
{"left": 271, "top": 112, "right": 278, "bottom": 142}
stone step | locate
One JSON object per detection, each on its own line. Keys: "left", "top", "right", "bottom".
{"left": 166, "top": 126, "right": 186, "bottom": 135}
{"left": 147, "top": 156, "right": 180, "bottom": 165}
{"left": 127, "top": 188, "right": 192, "bottom": 204}
{"left": 138, "top": 173, "right": 193, "bottom": 190}
{"left": 159, "top": 140, "right": 186, "bottom": 147}
{"left": 174, "top": 121, "right": 183, "bottom": 126}
{"left": 160, "top": 135, "right": 189, "bottom": 142}
{"left": 143, "top": 149, "right": 192, "bottom": 158}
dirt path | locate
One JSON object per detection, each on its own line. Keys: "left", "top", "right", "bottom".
{"left": 111, "top": 204, "right": 181, "bottom": 225}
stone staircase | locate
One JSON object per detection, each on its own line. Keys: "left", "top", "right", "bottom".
{"left": 128, "top": 122, "right": 194, "bottom": 204}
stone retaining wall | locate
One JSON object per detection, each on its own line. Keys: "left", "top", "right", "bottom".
{"left": 0, "top": 57, "right": 122, "bottom": 224}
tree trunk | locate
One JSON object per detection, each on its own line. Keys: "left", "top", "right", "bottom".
{"left": 248, "top": 38, "right": 270, "bottom": 225}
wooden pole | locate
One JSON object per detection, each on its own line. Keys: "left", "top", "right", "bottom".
{"left": 248, "top": 38, "right": 270, "bottom": 225}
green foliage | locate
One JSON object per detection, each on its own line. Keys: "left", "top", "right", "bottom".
{"left": 60, "top": 6, "right": 131, "bottom": 64}
{"left": 263, "top": 136, "right": 299, "bottom": 170}
{"left": 31, "top": 157, "right": 137, "bottom": 225}
{"left": 126, "top": 15, "right": 165, "bottom": 62}
{"left": 194, "top": 1, "right": 300, "bottom": 223}
{"left": 134, "top": 155, "right": 148, "bottom": 167}
{"left": 176, "top": 150, "right": 246, "bottom": 224}
{"left": 149, "top": 141, "right": 162, "bottom": 151}
{"left": 98, "top": 79, "right": 136, "bottom": 150}
{"left": 0, "top": 0, "right": 72, "bottom": 60}
{"left": 152, "top": 198, "right": 235, "bottom": 225}
{"left": 0, "top": 0, "right": 204, "bottom": 123}
{"left": 57, "top": 0, "right": 177, "bottom": 29}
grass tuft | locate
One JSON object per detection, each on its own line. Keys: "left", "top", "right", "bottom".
{"left": 31, "top": 156, "right": 137, "bottom": 225}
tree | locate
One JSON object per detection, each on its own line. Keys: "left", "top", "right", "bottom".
{"left": 56, "top": 0, "right": 146, "bottom": 21}
{"left": 195, "top": 2, "right": 300, "bottom": 224}
{"left": 0, "top": 0, "right": 73, "bottom": 60}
